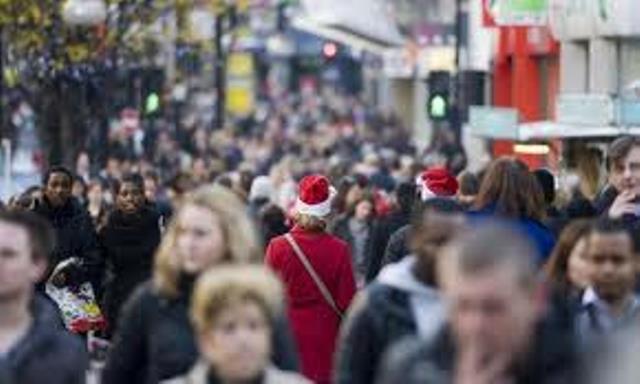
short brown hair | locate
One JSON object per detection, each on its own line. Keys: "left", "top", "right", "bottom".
{"left": 0, "top": 210, "right": 55, "bottom": 262}
{"left": 607, "top": 136, "right": 640, "bottom": 171}
{"left": 191, "top": 265, "right": 284, "bottom": 333}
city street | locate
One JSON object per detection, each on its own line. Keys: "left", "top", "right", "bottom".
{"left": 1, "top": 1, "right": 640, "bottom": 384}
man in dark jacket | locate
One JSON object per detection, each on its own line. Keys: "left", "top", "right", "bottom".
{"left": 33, "top": 166, "right": 100, "bottom": 289}
{"left": 0, "top": 210, "right": 88, "bottom": 384}
{"left": 365, "top": 182, "right": 415, "bottom": 282}
{"left": 102, "top": 281, "right": 299, "bottom": 384}
{"left": 382, "top": 198, "right": 464, "bottom": 267}
{"left": 377, "top": 224, "right": 578, "bottom": 384}
{"left": 334, "top": 208, "right": 465, "bottom": 384}
{"left": 595, "top": 136, "right": 640, "bottom": 217}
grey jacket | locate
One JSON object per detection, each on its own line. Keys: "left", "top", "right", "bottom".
{"left": 335, "top": 257, "right": 444, "bottom": 384}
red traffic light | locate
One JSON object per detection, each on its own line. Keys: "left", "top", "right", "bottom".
{"left": 323, "top": 42, "right": 338, "bottom": 59}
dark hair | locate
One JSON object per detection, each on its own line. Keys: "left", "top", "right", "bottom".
{"left": 168, "top": 172, "right": 194, "bottom": 194}
{"left": 113, "top": 173, "right": 145, "bottom": 195}
{"left": 533, "top": 169, "right": 555, "bottom": 206}
{"left": 458, "top": 171, "right": 480, "bottom": 196}
{"left": 354, "top": 173, "right": 369, "bottom": 189}
{"left": 347, "top": 191, "right": 377, "bottom": 218}
{"left": 409, "top": 198, "right": 464, "bottom": 241}
{"left": 215, "top": 175, "right": 233, "bottom": 189}
{"left": 607, "top": 136, "right": 640, "bottom": 171}
{"left": 443, "top": 223, "right": 537, "bottom": 289}
{"left": 543, "top": 219, "right": 593, "bottom": 291}
{"left": 239, "top": 169, "right": 255, "bottom": 195}
{"left": 474, "top": 158, "right": 546, "bottom": 221}
{"left": 143, "top": 170, "right": 160, "bottom": 184}
{"left": 396, "top": 182, "right": 417, "bottom": 213}
{"left": 43, "top": 166, "right": 73, "bottom": 185}
{"left": 589, "top": 219, "right": 635, "bottom": 252}
{"left": 259, "top": 204, "right": 289, "bottom": 246}
{"left": 0, "top": 210, "right": 55, "bottom": 262}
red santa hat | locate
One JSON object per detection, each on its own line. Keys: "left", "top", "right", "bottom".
{"left": 295, "top": 174, "right": 337, "bottom": 217}
{"left": 416, "top": 167, "right": 459, "bottom": 201}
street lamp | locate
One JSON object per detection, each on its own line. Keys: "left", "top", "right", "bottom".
{"left": 62, "top": 0, "right": 108, "bottom": 26}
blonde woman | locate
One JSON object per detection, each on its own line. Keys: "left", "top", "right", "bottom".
{"left": 102, "top": 185, "right": 299, "bottom": 384}
{"left": 163, "top": 265, "right": 311, "bottom": 384}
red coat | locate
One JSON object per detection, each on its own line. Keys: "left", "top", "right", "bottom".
{"left": 266, "top": 226, "right": 356, "bottom": 384}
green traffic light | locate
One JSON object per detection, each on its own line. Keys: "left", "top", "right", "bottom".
{"left": 145, "top": 92, "right": 160, "bottom": 115}
{"left": 430, "top": 95, "right": 447, "bottom": 118}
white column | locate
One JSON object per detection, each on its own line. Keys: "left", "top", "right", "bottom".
{"left": 413, "top": 76, "right": 430, "bottom": 151}
{"left": 589, "top": 38, "right": 618, "bottom": 94}
{"left": 560, "top": 42, "right": 589, "bottom": 93}
{"left": 467, "top": 0, "right": 492, "bottom": 72}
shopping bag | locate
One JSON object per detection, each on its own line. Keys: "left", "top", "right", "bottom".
{"left": 45, "top": 258, "right": 107, "bottom": 333}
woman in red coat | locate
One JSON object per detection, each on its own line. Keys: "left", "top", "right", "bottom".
{"left": 266, "top": 175, "right": 357, "bottom": 384}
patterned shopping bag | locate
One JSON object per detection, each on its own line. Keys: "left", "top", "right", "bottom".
{"left": 45, "top": 259, "right": 107, "bottom": 333}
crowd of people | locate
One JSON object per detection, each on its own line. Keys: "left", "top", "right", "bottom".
{"left": 3, "top": 87, "right": 640, "bottom": 384}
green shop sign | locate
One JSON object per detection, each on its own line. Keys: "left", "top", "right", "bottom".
{"left": 489, "top": 0, "right": 548, "bottom": 26}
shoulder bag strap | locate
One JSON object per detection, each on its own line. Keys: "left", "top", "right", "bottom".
{"left": 284, "top": 233, "right": 344, "bottom": 320}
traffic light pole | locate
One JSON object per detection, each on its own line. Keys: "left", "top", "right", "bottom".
{"left": 0, "top": 24, "right": 4, "bottom": 139}
{"left": 453, "top": 0, "right": 463, "bottom": 144}
{"left": 214, "top": 11, "right": 226, "bottom": 131}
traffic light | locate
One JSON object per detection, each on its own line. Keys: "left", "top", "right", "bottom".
{"left": 322, "top": 42, "right": 339, "bottom": 60}
{"left": 427, "top": 71, "right": 451, "bottom": 121}
{"left": 145, "top": 92, "right": 161, "bottom": 115}
{"left": 142, "top": 69, "right": 164, "bottom": 116}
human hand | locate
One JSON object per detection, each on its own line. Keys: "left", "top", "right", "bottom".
{"left": 608, "top": 190, "right": 638, "bottom": 219}
{"left": 51, "top": 272, "right": 67, "bottom": 288}
{"left": 454, "top": 340, "right": 508, "bottom": 384}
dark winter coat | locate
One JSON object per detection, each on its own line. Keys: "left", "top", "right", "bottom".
{"left": 102, "top": 280, "right": 299, "bottom": 384}
{"left": 593, "top": 185, "right": 618, "bottom": 216}
{"left": 377, "top": 320, "right": 578, "bottom": 384}
{"left": 0, "top": 296, "right": 88, "bottom": 384}
{"left": 330, "top": 215, "right": 374, "bottom": 282}
{"left": 335, "top": 257, "right": 444, "bottom": 384}
{"left": 98, "top": 205, "right": 161, "bottom": 335}
{"left": 31, "top": 293, "right": 64, "bottom": 330}
{"left": 33, "top": 196, "right": 100, "bottom": 287}
{"left": 381, "top": 225, "right": 411, "bottom": 267}
{"left": 365, "top": 209, "right": 411, "bottom": 282}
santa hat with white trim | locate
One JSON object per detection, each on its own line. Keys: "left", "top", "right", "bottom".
{"left": 294, "top": 174, "right": 337, "bottom": 218}
{"left": 416, "top": 167, "right": 459, "bottom": 201}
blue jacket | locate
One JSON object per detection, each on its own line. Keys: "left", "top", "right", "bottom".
{"left": 467, "top": 209, "right": 556, "bottom": 264}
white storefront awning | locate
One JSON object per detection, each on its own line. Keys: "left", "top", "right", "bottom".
{"left": 293, "top": 0, "right": 405, "bottom": 55}
{"left": 517, "top": 121, "right": 623, "bottom": 141}
{"left": 468, "top": 107, "right": 632, "bottom": 141}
